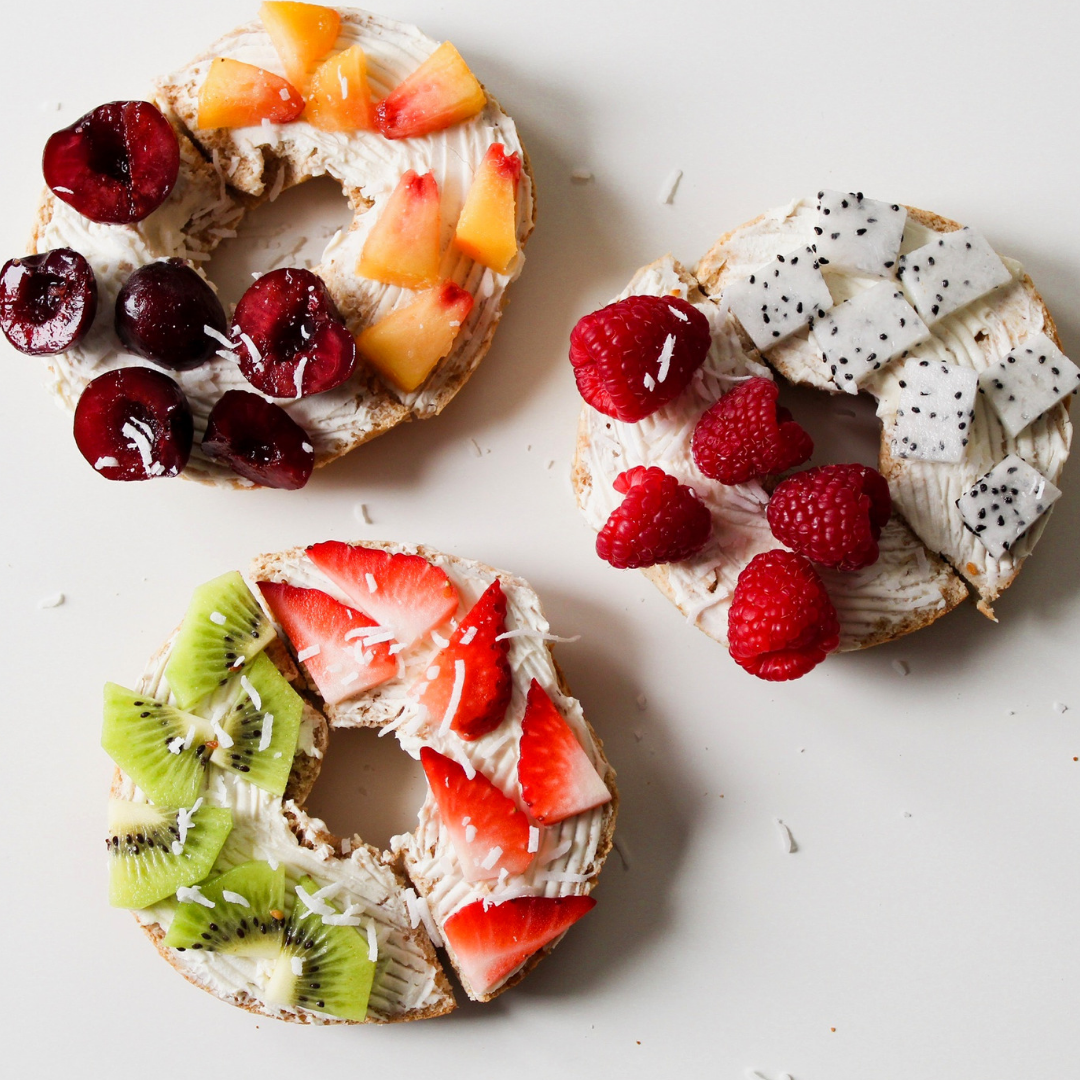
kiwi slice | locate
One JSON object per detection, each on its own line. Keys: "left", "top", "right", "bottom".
{"left": 208, "top": 651, "right": 303, "bottom": 797}
{"left": 101, "top": 684, "right": 214, "bottom": 807}
{"left": 163, "top": 860, "right": 286, "bottom": 957}
{"left": 165, "top": 571, "right": 274, "bottom": 710}
{"left": 265, "top": 877, "right": 376, "bottom": 1021}
{"left": 107, "top": 797, "right": 233, "bottom": 909}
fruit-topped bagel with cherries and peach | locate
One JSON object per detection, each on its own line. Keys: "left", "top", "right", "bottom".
{"left": 4, "top": 3, "right": 534, "bottom": 489}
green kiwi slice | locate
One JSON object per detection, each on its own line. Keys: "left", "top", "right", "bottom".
{"left": 265, "top": 877, "right": 376, "bottom": 1021}
{"left": 107, "top": 798, "right": 233, "bottom": 909}
{"left": 165, "top": 571, "right": 274, "bottom": 710}
{"left": 163, "top": 860, "right": 286, "bottom": 957}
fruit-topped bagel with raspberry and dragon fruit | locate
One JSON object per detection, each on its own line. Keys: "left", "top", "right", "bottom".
{"left": 4, "top": 3, "right": 534, "bottom": 489}
{"left": 571, "top": 193, "right": 1076, "bottom": 680}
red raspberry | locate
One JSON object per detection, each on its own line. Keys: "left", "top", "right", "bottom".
{"left": 691, "top": 377, "right": 812, "bottom": 484}
{"left": 597, "top": 466, "right": 712, "bottom": 569}
{"left": 570, "top": 293, "right": 711, "bottom": 422}
{"left": 767, "top": 464, "right": 892, "bottom": 571}
{"left": 727, "top": 550, "right": 840, "bottom": 681}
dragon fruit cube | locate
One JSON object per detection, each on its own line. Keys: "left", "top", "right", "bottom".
{"left": 813, "top": 190, "right": 907, "bottom": 278}
{"left": 977, "top": 331, "right": 1080, "bottom": 438}
{"left": 891, "top": 358, "right": 978, "bottom": 463}
{"left": 956, "top": 454, "right": 1061, "bottom": 558}
{"left": 724, "top": 246, "right": 833, "bottom": 352}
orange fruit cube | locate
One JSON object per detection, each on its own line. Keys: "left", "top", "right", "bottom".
{"left": 197, "top": 58, "right": 305, "bottom": 129}
{"left": 304, "top": 45, "right": 375, "bottom": 131}
{"left": 454, "top": 143, "right": 522, "bottom": 274}
{"left": 259, "top": 1, "right": 341, "bottom": 91}
{"left": 358, "top": 171, "right": 443, "bottom": 289}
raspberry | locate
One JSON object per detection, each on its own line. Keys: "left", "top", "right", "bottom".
{"left": 570, "top": 293, "right": 711, "bottom": 422}
{"left": 767, "top": 464, "right": 892, "bottom": 571}
{"left": 596, "top": 466, "right": 712, "bottom": 569}
{"left": 727, "top": 550, "right": 840, "bottom": 681}
{"left": 691, "top": 376, "right": 812, "bottom": 484}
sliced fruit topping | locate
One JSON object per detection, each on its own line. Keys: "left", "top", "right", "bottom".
{"left": 197, "top": 59, "right": 304, "bottom": 129}
{"left": 73, "top": 367, "right": 193, "bottom": 482}
{"left": 265, "top": 876, "right": 376, "bottom": 1021}
{"left": 375, "top": 42, "right": 486, "bottom": 140}
{"left": 165, "top": 571, "right": 275, "bottom": 710}
{"left": 258, "top": 581, "right": 398, "bottom": 705}
{"left": 414, "top": 580, "right": 511, "bottom": 740}
{"left": 43, "top": 101, "right": 180, "bottom": 225}
{"left": 443, "top": 895, "right": 596, "bottom": 998}
{"left": 259, "top": 1, "right": 341, "bottom": 92}
{"left": 305, "top": 45, "right": 375, "bottom": 131}
{"left": 230, "top": 268, "right": 357, "bottom": 398}
{"left": 0, "top": 249, "right": 97, "bottom": 355}
{"left": 356, "top": 281, "right": 473, "bottom": 394}
{"left": 163, "top": 860, "right": 286, "bottom": 956}
{"left": 570, "top": 293, "right": 711, "bottom": 422}
{"left": 419, "top": 747, "right": 532, "bottom": 882}
{"left": 454, "top": 143, "right": 521, "bottom": 274}
{"left": 518, "top": 681, "right": 611, "bottom": 825}
{"left": 115, "top": 259, "right": 226, "bottom": 371}
{"left": 107, "top": 797, "right": 233, "bottom": 909}
{"left": 306, "top": 541, "right": 458, "bottom": 647}
{"left": 202, "top": 389, "right": 315, "bottom": 490}
{"left": 357, "top": 170, "right": 443, "bottom": 289}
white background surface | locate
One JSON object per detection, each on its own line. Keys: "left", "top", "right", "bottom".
{"left": 2, "top": 2, "right": 1079, "bottom": 1077}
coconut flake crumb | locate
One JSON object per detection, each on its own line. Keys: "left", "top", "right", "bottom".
{"left": 414, "top": 892, "right": 443, "bottom": 947}
{"left": 167, "top": 737, "right": 185, "bottom": 755}
{"left": 211, "top": 718, "right": 234, "bottom": 749}
{"left": 528, "top": 826, "right": 540, "bottom": 853}
{"left": 209, "top": 611, "right": 227, "bottom": 625}
{"left": 571, "top": 168, "right": 593, "bottom": 182}
{"left": 658, "top": 168, "right": 683, "bottom": 204}
{"left": 365, "top": 920, "right": 378, "bottom": 962}
{"left": 37, "top": 592, "right": 65, "bottom": 609}
{"left": 439, "top": 659, "right": 467, "bottom": 734}
{"left": 635, "top": 693, "right": 648, "bottom": 710}
{"left": 176, "top": 884, "right": 215, "bottom": 908}
{"left": 470, "top": 438, "right": 483, "bottom": 457}
{"left": 892, "top": 659, "right": 910, "bottom": 676}
{"left": 240, "top": 674, "right": 262, "bottom": 710}
{"left": 460, "top": 626, "right": 477, "bottom": 646}
{"left": 1054, "top": 701, "right": 1069, "bottom": 714}
{"left": 354, "top": 503, "right": 372, "bottom": 525}
{"left": 204, "top": 324, "right": 235, "bottom": 352}
{"left": 222, "top": 890, "right": 250, "bottom": 907}
{"left": 290, "top": 956, "right": 304, "bottom": 976}
{"left": 465, "top": 823, "right": 478, "bottom": 843}
{"left": 775, "top": 819, "right": 797, "bottom": 854}
{"left": 656, "top": 334, "right": 675, "bottom": 382}
{"left": 258, "top": 713, "right": 274, "bottom": 753}
{"left": 268, "top": 168, "right": 286, "bottom": 202}
{"left": 297, "top": 644, "right": 321, "bottom": 662}
{"left": 431, "top": 630, "right": 450, "bottom": 649}
{"left": 341, "top": 836, "right": 352, "bottom": 855}
{"left": 94, "top": 456, "right": 120, "bottom": 470}
{"left": 365, "top": 573, "right": 378, "bottom": 592}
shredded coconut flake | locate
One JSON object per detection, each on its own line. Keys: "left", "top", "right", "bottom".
{"left": 94, "top": 456, "right": 119, "bottom": 470}
{"left": 167, "top": 737, "right": 184, "bottom": 755}
{"left": 365, "top": 573, "right": 378, "bottom": 592}
{"left": 465, "top": 824, "right": 478, "bottom": 843}
{"left": 892, "top": 660, "right": 910, "bottom": 677}
{"left": 439, "top": 659, "right": 467, "bottom": 735}
{"left": 528, "top": 826, "right": 540, "bottom": 853}
{"left": 240, "top": 332, "right": 262, "bottom": 366}
{"left": 211, "top": 719, "right": 234, "bottom": 749}
{"left": 297, "top": 644, "right": 321, "bottom": 661}
{"left": 222, "top": 890, "right": 250, "bottom": 907}
{"left": 209, "top": 611, "right": 227, "bottom": 625}
{"left": 341, "top": 836, "right": 352, "bottom": 855}
{"left": 240, "top": 674, "right": 262, "bottom": 709}
{"left": 414, "top": 892, "right": 443, "bottom": 947}
{"left": 366, "top": 920, "right": 378, "bottom": 962}
{"left": 775, "top": 819, "right": 797, "bottom": 854}
{"left": 643, "top": 372, "right": 656, "bottom": 391}
{"left": 37, "top": 592, "right": 65, "bottom": 609}
{"left": 341, "top": 671, "right": 360, "bottom": 686}
{"left": 658, "top": 168, "right": 683, "bottom": 204}
{"left": 354, "top": 503, "right": 371, "bottom": 525}
{"left": 258, "top": 713, "right": 274, "bottom": 753}
{"left": 431, "top": 630, "right": 450, "bottom": 649}
{"left": 495, "top": 629, "right": 581, "bottom": 643}
{"left": 656, "top": 334, "right": 675, "bottom": 382}
{"left": 290, "top": 956, "right": 304, "bottom": 976}
{"left": 570, "top": 168, "right": 593, "bottom": 182}
{"left": 1054, "top": 701, "right": 1069, "bottom": 714}
{"left": 204, "top": 324, "right": 235, "bottom": 352}
{"left": 459, "top": 626, "right": 477, "bottom": 645}
{"left": 176, "top": 884, "right": 215, "bottom": 908}
{"left": 535, "top": 871, "right": 589, "bottom": 883}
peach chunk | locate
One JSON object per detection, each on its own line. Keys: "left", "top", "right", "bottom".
{"left": 356, "top": 283, "right": 474, "bottom": 393}
{"left": 454, "top": 143, "right": 522, "bottom": 274}
{"left": 197, "top": 59, "right": 305, "bottom": 129}
{"left": 375, "top": 42, "right": 486, "bottom": 140}
{"left": 358, "top": 171, "right": 442, "bottom": 289}
{"left": 259, "top": 1, "right": 341, "bottom": 91}
{"left": 305, "top": 45, "right": 375, "bottom": 131}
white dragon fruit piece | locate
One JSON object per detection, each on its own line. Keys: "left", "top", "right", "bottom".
{"left": 896, "top": 227, "right": 1011, "bottom": 324}
{"left": 813, "top": 190, "right": 907, "bottom": 278}
{"left": 891, "top": 358, "right": 978, "bottom": 463}
{"left": 723, "top": 246, "right": 833, "bottom": 352}
{"left": 809, "top": 281, "right": 931, "bottom": 394}
{"left": 956, "top": 454, "right": 1061, "bottom": 558}
{"left": 977, "top": 332, "right": 1080, "bottom": 438}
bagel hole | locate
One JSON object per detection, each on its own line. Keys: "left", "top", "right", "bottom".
{"left": 774, "top": 379, "right": 882, "bottom": 470}
{"left": 303, "top": 725, "right": 429, "bottom": 851}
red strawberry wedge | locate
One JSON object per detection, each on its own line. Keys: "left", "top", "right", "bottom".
{"left": 257, "top": 581, "right": 398, "bottom": 705}
{"left": 419, "top": 747, "right": 532, "bottom": 882}
{"left": 518, "top": 681, "right": 612, "bottom": 825}
{"left": 306, "top": 542, "right": 459, "bottom": 647}
{"left": 415, "top": 580, "right": 512, "bottom": 740}
{"left": 443, "top": 895, "right": 597, "bottom": 999}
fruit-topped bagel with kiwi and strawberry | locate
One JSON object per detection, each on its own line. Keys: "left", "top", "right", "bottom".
{"left": 4, "top": 3, "right": 534, "bottom": 489}
{"left": 102, "top": 541, "right": 616, "bottom": 1022}
{"left": 570, "top": 193, "right": 1076, "bottom": 681}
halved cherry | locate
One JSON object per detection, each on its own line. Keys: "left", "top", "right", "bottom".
{"left": 43, "top": 101, "right": 180, "bottom": 225}
{"left": 230, "top": 268, "right": 357, "bottom": 398}
{"left": 73, "top": 367, "right": 193, "bottom": 481}
{"left": 0, "top": 249, "right": 97, "bottom": 355}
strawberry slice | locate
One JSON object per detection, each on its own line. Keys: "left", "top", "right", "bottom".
{"left": 306, "top": 542, "right": 458, "bottom": 647}
{"left": 419, "top": 747, "right": 532, "bottom": 881}
{"left": 443, "top": 895, "right": 597, "bottom": 998}
{"left": 518, "top": 681, "right": 612, "bottom": 824}
{"left": 415, "top": 580, "right": 511, "bottom": 740}
{"left": 257, "top": 581, "right": 397, "bottom": 705}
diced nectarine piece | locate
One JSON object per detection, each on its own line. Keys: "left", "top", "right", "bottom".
{"left": 304, "top": 45, "right": 375, "bottom": 131}
{"left": 356, "top": 283, "right": 474, "bottom": 393}
{"left": 259, "top": 1, "right": 341, "bottom": 91}
{"left": 454, "top": 143, "right": 522, "bottom": 274}
{"left": 197, "top": 59, "right": 305, "bottom": 129}
{"left": 358, "top": 171, "right": 442, "bottom": 289}
{"left": 375, "top": 42, "right": 486, "bottom": 140}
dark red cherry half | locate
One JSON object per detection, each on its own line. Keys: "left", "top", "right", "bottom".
{"left": 0, "top": 248, "right": 97, "bottom": 354}
{"left": 230, "top": 268, "right": 357, "bottom": 399}
{"left": 73, "top": 367, "right": 193, "bottom": 481}
{"left": 201, "top": 390, "right": 315, "bottom": 490}
{"left": 43, "top": 101, "right": 180, "bottom": 225}
{"left": 115, "top": 259, "right": 226, "bottom": 371}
